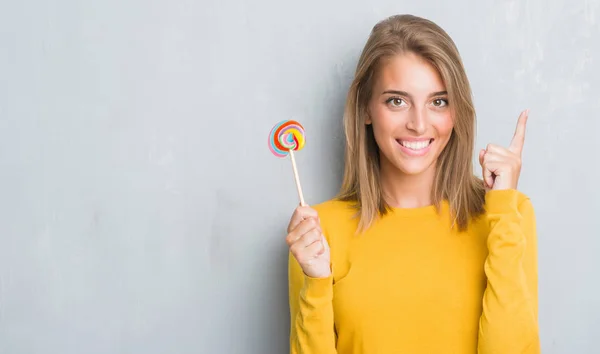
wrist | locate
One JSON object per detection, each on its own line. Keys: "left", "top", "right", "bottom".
{"left": 303, "top": 263, "right": 332, "bottom": 279}
{"left": 485, "top": 189, "right": 520, "bottom": 214}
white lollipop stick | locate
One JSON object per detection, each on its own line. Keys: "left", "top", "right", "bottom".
{"left": 288, "top": 149, "right": 306, "bottom": 206}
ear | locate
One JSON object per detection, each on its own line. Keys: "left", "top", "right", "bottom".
{"left": 365, "top": 107, "right": 372, "bottom": 125}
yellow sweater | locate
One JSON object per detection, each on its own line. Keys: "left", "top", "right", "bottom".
{"left": 288, "top": 189, "right": 539, "bottom": 353}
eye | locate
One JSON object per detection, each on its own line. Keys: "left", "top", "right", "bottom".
{"left": 386, "top": 97, "right": 406, "bottom": 107}
{"left": 432, "top": 98, "right": 448, "bottom": 107}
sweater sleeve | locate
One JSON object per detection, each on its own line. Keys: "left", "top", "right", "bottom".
{"left": 288, "top": 233, "right": 337, "bottom": 353}
{"left": 477, "top": 189, "right": 540, "bottom": 353}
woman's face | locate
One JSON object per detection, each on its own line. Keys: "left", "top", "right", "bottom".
{"left": 367, "top": 52, "right": 454, "bottom": 177}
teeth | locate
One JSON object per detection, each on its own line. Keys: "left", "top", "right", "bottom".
{"left": 399, "top": 140, "right": 431, "bottom": 150}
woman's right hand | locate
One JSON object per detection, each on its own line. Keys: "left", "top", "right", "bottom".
{"left": 286, "top": 206, "right": 331, "bottom": 278}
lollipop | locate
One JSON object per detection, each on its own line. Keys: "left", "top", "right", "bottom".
{"left": 268, "top": 120, "right": 307, "bottom": 206}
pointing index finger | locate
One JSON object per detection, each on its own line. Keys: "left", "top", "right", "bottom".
{"left": 509, "top": 109, "right": 529, "bottom": 155}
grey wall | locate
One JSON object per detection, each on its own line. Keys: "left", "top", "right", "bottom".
{"left": 1, "top": 0, "right": 599, "bottom": 353}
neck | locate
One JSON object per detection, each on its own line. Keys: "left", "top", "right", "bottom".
{"left": 379, "top": 157, "right": 436, "bottom": 209}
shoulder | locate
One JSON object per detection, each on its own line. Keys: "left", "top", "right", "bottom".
{"left": 312, "top": 199, "right": 357, "bottom": 220}
{"left": 311, "top": 199, "right": 359, "bottom": 232}
{"left": 310, "top": 198, "right": 360, "bottom": 245}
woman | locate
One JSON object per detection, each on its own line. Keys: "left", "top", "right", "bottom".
{"left": 286, "top": 14, "right": 539, "bottom": 353}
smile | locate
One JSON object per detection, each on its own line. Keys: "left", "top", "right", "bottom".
{"left": 395, "top": 138, "right": 434, "bottom": 157}
{"left": 396, "top": 139, "right": 433, "bottom": 150}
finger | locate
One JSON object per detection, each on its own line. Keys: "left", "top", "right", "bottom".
{"left": 290, "top": 231, "right": 323, "bottom": 261}
{"left": 509, "top": 109, "right": 529, "bottom": 155}
{"left": 482, "top": 151, "right": 512, "bottom": 163}
{"left": 287, "top": 206, "right": 319, "bottom": 233}
{"left": 479, "top": 149, "right": 485, "bottom": 167}
{"left": 486, "top": 143, "right": 513, "bottom": 157}
{"left": 483, "top": 147, "right": 522, "bottom": 174}
{"left": 480, "top": 150, "right": 494, "bottom": 188}
{"left": 483, "top": 165, "right": 494, "bottom": 189}
{"left": 482, "top": 160, "right": 508, "bottom": 175}
{"left": 286, "top": 218, "right": 320, "bottom": 246}
{"left": 295, "top": 228, "right": 322, "bottom": 249}
{"left": 316, "top": 233, "right": 330, "bottom": 256}
{"left": 321, "top": 233, "right": 329, "bottom": 250}
{"left": 287, "top": 206, "right": 318, "bottom": 233}
{"left": 305, "top": 240, "right": 326, "bottom": 259}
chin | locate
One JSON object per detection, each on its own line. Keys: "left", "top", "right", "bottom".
{"left": 396, "top": 161, "right": 435, "bottom": 175}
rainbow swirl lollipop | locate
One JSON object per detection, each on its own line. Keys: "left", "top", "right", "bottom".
{"left": 268, "top": 120, "right": 305, "bottom": 157}
{"left": 268, "top": 119, "right": 307, "bottom": 206}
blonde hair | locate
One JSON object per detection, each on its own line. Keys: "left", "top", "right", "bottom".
{"left": 337, "top": 14, "right": 486, "bottom": 232}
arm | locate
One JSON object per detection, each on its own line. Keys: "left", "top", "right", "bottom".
{"left": 288, "top": 252, "right": 337, "bottom": 353}
{"left": 477, "top": 189, "right": 540, "bottom": 353}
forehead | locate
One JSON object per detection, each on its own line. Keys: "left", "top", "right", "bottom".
{"left": 373, "top": 53, "right": 446, "bottom": 93}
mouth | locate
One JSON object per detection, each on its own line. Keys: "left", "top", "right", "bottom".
{"left": 395, "top": 138, "right": 434, "bottom": 156}
{"left": 396, "top": 139, "right": 434, "bottom": 150}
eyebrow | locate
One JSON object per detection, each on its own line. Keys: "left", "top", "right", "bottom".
{"left": 382, "top": 90, "right": 448, "bottom": 98}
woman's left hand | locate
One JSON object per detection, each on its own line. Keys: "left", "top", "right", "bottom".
{"left": 479, "top": 109, "right": 529, "bottom": 191}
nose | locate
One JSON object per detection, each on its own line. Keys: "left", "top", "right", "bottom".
{"left": 406, "top": 107, "right": 427, "bottom": 135}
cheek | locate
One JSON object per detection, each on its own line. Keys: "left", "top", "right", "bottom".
{"left": 433, "top": 113, "right": 454, "bottom": 140}
{"left": 369, "top": 104, "right": 396, "bottom": 135}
